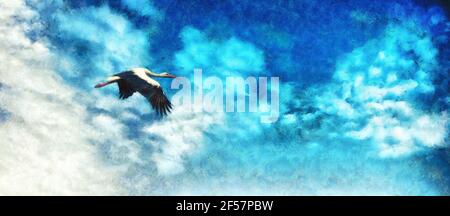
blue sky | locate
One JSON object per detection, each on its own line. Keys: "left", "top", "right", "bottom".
{"left": 0, "top": 0, "right": 448, "bottom": 195}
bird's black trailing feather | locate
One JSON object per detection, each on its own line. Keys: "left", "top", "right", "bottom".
{"left": 139, "top": 87, "right": 172, "bottom": 116}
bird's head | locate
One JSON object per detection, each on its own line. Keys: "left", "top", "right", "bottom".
{"left": 159, "top": 72, "right": 176, "bottom": 78}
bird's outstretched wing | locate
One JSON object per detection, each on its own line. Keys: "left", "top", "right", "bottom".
{"left": 117, "top": 79, "right": 136, "bottom": 99}
{"left": 139, "top": 87, "right": 173, "bottom": 116}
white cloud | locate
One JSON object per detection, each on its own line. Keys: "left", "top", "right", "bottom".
{"left": 143, "top": 103, "right": 223, "bottom": 175}
{"left": 0, "top": 1, "right": 124, "bottom": 195}
{"left": 175, "top": 27, "right": 265, "bottom": 76}
{"left": 312, "top": 23, "right": 449, "bottom": 158}
{"left": 411, "top": 113, "right": 448, "bottom": 147}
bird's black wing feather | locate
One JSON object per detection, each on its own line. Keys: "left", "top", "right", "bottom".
{"left": 117, "top": 79, "right": 136, "bottom": 99}
{"left": 139, "top": 87, "right": 173, "bottom": 116}
{"left": 114, "top": 71, "right": 139, "bottom": 100}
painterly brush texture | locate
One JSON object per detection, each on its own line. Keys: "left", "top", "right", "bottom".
{"left": 0, "top": 0, "right": 448, "bottom": 195}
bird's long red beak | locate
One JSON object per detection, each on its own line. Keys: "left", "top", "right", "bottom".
{"left": 166, "top": 74, "right": 176, "bottom": 78}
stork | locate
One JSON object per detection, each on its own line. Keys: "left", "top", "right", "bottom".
{"left": 94, "top": 68, "right": 176, "bottom": 116}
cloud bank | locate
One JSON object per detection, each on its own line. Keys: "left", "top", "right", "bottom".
{"left": 0, "top": 0, "right": 123, "bottom": 195}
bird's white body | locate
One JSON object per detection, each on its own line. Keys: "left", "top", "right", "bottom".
{"left": 129, "top": 68, "right": 161, "bottom": 88}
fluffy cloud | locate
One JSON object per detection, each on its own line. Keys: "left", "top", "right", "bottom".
{"left": 0, "top": 1, "right": 123, "bottom": 195}
{"left": 175, "top": 27, "right": 265, "bottom": 77}
{"left": 323, "top": 23, "right": 448, "bottom": 157}
{"left": 144, "top": 104, "right": 224, "bottom": 175}
{"left": 289, "top": 21, "right": 448, "bottom": 158}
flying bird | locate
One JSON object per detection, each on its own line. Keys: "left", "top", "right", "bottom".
{"left": 95, "top": 68, "right": 176, "bottom": 116}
